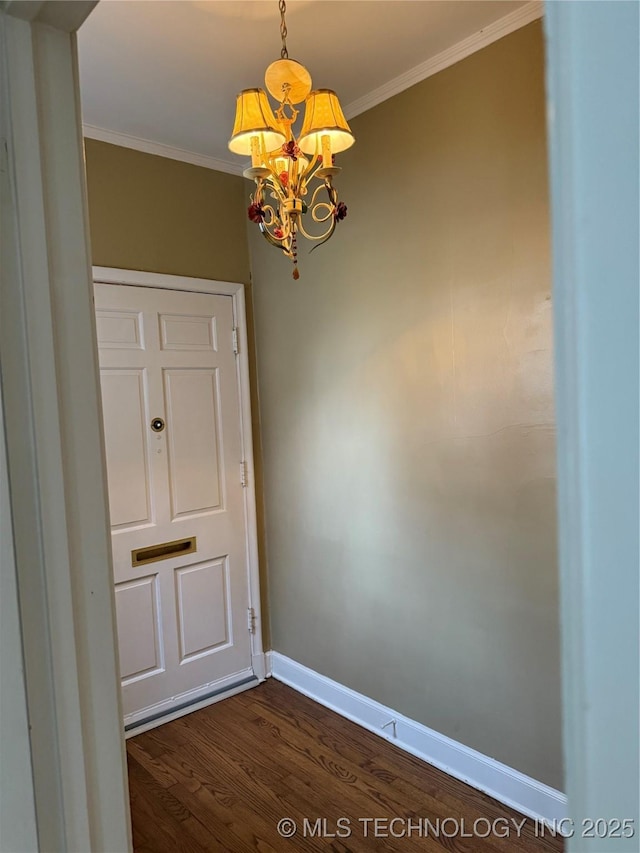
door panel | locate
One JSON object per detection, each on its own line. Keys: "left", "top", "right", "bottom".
{"left": 175, "top": 558, "right": 230, "bottom": 660}
{"left": 114, "top": 575, "right": 163, "bottom": 683}
{"left": 100, "top": 369, "right": 152, "bottom": 529}
{"left": 96, "top": 309, "right": 144, "bottom": 350}
{"left": 160, "top": 313, "right": 217, "bottom": 351}
{"left": 95, "top": 283, "right": 253, "bottom": 724}
{"left": 164, "top": 369, "right": 223, "bottom": 517}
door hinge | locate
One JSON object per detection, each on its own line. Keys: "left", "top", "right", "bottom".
{"left": 232, "top": 327, "right": 239, "bottom": 355}
{"left": 247, "top": 607, "right": 256, "bottom": 634}
{"left": 240, "top": 460, "right": 248, "bottom": 488}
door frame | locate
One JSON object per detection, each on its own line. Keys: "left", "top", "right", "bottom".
{"left": 543, "top": 3, "right": 639, "bottom": 842}
{"left": 93, "top": 267, "right": 266, "bottom": 695}
{"left": 0, "top": 5, "right": 132, "bottom": 852}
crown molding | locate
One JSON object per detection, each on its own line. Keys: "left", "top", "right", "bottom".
{"left": 343, "top": 0, "right": 543, "bottom": 120}
{"left": 4, "top": 0, "right": 97, "bottom": 31}
{"left": 82, "top": 124, "right": 244, "bottom": 176}
{"left": 82, "top": 1, "right": 542, "bottom": 175}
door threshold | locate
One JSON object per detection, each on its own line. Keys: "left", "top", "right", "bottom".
{"left": 124, "top": 674, "right": 259, "bottom": 738}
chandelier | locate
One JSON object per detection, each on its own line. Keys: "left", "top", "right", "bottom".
{"left": 228, "top": 0, "right": 355, "bottom": 279}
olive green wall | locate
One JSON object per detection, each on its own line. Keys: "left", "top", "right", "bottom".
{"left": 85, "top": 140, "right": 250, "bottom": 283}
{"left": 83, "top": 140, "right": 271, "bottom": 647}
{"left": 248, "top": 22, "right": 562, "bottom": 789}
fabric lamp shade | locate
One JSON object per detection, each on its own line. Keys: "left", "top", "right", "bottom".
{"left": 228, "top": 88, "right": 286, "bottom": 155}
{"left": 298, "top": 89, "right": 355, "bottom": 155}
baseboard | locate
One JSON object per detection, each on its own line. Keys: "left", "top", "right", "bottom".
{"left": 269, "top": 652, "right": 567, "bottom": 825}
{"left": 252, "top": 651, "right": 268, "bottom": 681}
{"left": 265, "top": 650, "right": 273, "bottom": 678}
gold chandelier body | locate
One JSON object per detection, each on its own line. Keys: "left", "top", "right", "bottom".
{"left": 228, "top": 3, "right": 355, "bottom": 279}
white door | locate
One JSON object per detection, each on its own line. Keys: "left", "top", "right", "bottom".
{"left": 95, "top": 282, "right": 253, "bottom": 726}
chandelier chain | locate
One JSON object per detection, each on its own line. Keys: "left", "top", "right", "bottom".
{"left": 279, "top": 0, "right": 288, "bottom": 59}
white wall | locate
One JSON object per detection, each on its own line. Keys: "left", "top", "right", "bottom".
{"left": 0, "top": 372, "right": 38, "bottom": 853}
{"left": 545, "top": 1, "right": 639, "bottom": 848}
{"left": 1, "top": 15, "right": 40, "bottom": 849}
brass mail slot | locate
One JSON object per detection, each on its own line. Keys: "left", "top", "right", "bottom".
{"left": 131, "top": 536, "right": 197, "bottom": 567}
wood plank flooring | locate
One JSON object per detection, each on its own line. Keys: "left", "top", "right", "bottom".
{"left": 127, "top": 679, "right": 564, "bottom": 852}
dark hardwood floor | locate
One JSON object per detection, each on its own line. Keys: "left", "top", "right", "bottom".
{"left": 127, "top": 679, "right": 564, "bottom": 852}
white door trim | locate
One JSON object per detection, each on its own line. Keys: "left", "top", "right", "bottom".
{"left": 0, "top": 5, "right": 131, "bottom": 852}
{"left": 93, "top": 267, "right": 266, "bottom": 682}
{"left": 544, "top": 1, "right": 639, "bottom": 840}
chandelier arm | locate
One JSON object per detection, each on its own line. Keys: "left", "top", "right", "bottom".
{"left": 260, "top": 162, "right": 286, "bottom": 191}
{"left": 299, "top": 151, "right": 321, "bottom": 184}
{"left": 296, "top": 213, "right": 335, "bottom": 243}
{"left": 309, "top": 180, "right": 337, "bottom": 209}
{"left": 259, "top": 221, "right": 292, "bottom": 256}
{"left": 300, "top": 181, "right": 340, "bottom": 248}
{"left": 260, "top": 202, "right": 278, "bottom": 228}
{"left": 258, "top": 222, "right": 279, "bottom": 247}
{"left": 308, "top": 221, "right": 336, "bottom": 253}
{"left": 260, "top": 150, "right": 299, "bottom": 193}
{"left": 311, "top": 202, "right": 334, "bottom": 224}
{"left": 256, "top": 196, "right": 297, "bottom": 257}
{"left": 264, "top": 178, "right": 287, "bottom": 206}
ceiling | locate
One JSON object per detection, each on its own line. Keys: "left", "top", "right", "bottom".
{"left": 78, "top": 0, "right": 534, "bottom": 174}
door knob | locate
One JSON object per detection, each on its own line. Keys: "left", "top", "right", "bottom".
{"left": 151, "top": 417, "right": 165, "bottom": 432}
